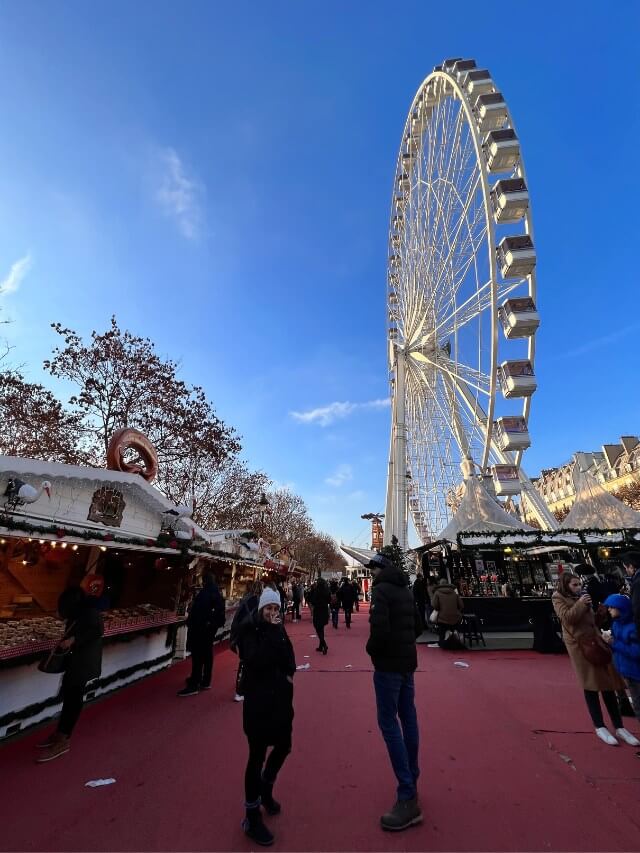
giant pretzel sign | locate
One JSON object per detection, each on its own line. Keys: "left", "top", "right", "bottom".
{"left": 106, "top": 428, "right": 159, "bottom": 482}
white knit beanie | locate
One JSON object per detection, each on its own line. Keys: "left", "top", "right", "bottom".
{"left": 258, "top": 588, "right": 281, "bottom": 611}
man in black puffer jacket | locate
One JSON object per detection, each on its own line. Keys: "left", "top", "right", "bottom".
{"left": 366, "top": 553, "right": 423, "bottom": 832}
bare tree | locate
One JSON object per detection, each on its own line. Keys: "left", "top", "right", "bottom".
{"left": 44, "top": 317, "right": 240, "bottom": 506}
{"left": 259, "top": 488, "right": 314, "bottom": 549}
{"left": 293, "top": 531, "right": 346, "bottom": 579}
{"left": 0, "top": 371, "right": 88, "bottom": 464}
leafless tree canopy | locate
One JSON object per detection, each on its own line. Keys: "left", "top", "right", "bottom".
{"left": 0, "top": 371, "right": 88, "bottom": 464}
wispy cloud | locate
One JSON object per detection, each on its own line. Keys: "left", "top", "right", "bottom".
{"left": 325, "top": 464, "right": 353, "bottom": 487}
{"left": 0, "top": 254, "right": 32, "bottom": 296}
{"left": 154, "top": 147, "right": 203, "bottom": 240}
{"left": 290, "top": 398, "right": 390, "bottom": 427}
{"left": 554, "top": 324, "right": 640, "bottom": 360}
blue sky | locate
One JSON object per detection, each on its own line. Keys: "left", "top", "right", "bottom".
{"left": 0, "top": 1, "right": 638, "bottom": 548}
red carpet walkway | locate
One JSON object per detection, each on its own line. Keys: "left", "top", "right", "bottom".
{"left": 2, "top": 606, "right": 640, "bottom": 852}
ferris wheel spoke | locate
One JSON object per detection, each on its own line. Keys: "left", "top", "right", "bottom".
{"left": 429, "top": 278, "right": 523, "bottom": 343}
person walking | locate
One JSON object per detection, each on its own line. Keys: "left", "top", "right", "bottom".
{"left": 237, "top": 587, "right": 296, "bottom": 847}
{"left": 291, "top": 581, "right": 302, "bottom": 622}
{"left": 230, "top": 580, "right": 263, "bottom": 702}
{"left": 622, "top": 553, "right": 640, "bottom": 636}
{"left": 603, "top": 594, "right": 640, "bottom": 735}
{"left": 430, "top": 577, "right": 464, "bottom": 648}
{"left": 312, "top": 577, "right": 330, "bottom": 654}
{"left": 37, "top": 586, "right": 103, "bottom": 762}
{"left": 352, "top": 579, "right": 360, "bottom": 611}
{"left": 329, "top": 580, "right": 340, "bottom": 629}
{"left": 338, "top": 576, "right": 357, "bottom": 629}
{"left": 178, "top": 568, "right": 226, "bottom": 697}
{"left": 366, "top": 553, "right": 423, "bottom": 832}
{"left": 552, "top": 570, "right": 633, "bottom": 746}
{"left": 412, "top": 572, "right": 427, "bottom": 631}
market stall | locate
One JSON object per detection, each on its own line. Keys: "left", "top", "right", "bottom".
{"left": 0, "top": 450, "right": 265, "bottom": 739}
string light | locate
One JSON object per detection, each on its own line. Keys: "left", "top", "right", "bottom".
{"left": 100, "top": 546, "right": 107, "bottom": 552}
{"left": 61, "top": 542, "right": 68, "bottom": 549}
{"left": 72, "top": 544, "right": 79, "bottom": 551}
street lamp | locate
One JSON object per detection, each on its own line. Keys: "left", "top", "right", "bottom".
{"left": 258, "top": 492, "right": 270, "bottom": 527}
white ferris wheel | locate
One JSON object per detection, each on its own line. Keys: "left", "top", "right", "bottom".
{"left": 384, "top": 57, "right": 558, "bottom": 549}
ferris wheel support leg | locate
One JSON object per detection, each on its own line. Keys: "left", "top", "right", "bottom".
{"left": 384, "top": 421, "right": 395, "bottom": 547}
{"left": 386, "top": 352, "right": 408, "bottom": 550}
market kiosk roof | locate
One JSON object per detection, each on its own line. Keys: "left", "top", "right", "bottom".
{"left": 559, "top": 468, "right": 640, "bottom": 530}
{"left": 438, "top": 477, "right": 534, "bottom": 542}
{"left": 0, "top": 455, "right": 264, "bottom": 561}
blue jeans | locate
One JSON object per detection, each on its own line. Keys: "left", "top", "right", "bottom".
{"left": 373, "top": 671, "right": 420, "bottom": 800}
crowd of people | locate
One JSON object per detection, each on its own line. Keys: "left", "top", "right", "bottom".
{"left": 29, "top": 549, "right": 640, "bottom": 845}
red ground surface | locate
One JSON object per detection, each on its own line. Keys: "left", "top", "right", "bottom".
{"left": 2, "top": 606, "right": 640, "bottom": 852}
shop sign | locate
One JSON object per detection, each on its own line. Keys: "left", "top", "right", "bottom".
{"left": 88, "top": 486, "right": 126, "bottom": 527}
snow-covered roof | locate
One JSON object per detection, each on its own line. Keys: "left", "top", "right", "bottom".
{"left": 560, "top": 468, "right": 640, "bottom": 530}
{"left": 438, "top": 478, "right": 534, "bottom": 541}
{"left": 0, "top": 455, "right": 182, "bottom": 516}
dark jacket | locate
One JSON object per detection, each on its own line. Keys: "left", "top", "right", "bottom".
{"left": 604, "top": 594, "right": 640, "bottom": 681}
{"left": 65, "top": 604, "right": 103, "bottom": 687}
{"left": 338, "top": 582, "right": 357, "bottom": 610}
{"left": 230, "top": 592, "right": 259, "bottom": 650}
{"left": 187, "top": 578, "right": 226, "bottom": 650}
{"left": 630, "top": 570, "right": 640, "bottom": 638}
{"left": 366, "top": 564, "right": 421, "bottom": 673}
{"left": 237, "top": 612, "right": 296, "bottom": 743}
{"left": 312, "top": 581, "right": 330, "bottom": 626}
{"left": 291, "top": 583, "right": 302, "bottom": 604}
{"left": 412, "top": 575, "right": 427, "bottom": 610}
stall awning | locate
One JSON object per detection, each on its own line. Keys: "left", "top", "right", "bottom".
{"left": 560, "top": 468, "right": 640, "bottom": 530}
{"left": 438, "top": 478, "right": 534, "bottom": 541}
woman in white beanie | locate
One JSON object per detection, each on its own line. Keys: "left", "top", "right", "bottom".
{"left": 236, "top": 586, "right": 296, "bottom": 846}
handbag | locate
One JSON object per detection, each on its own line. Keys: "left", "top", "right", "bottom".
{"left": 578, "top": 633, "right": 612, "bottom": 667}
{"left": 429, "top": 609, "right": 439, "bottom": 624}
{"left": 38, "top": 622, "right": 76, "bottom": 674}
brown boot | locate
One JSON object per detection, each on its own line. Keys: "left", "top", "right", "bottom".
{"left": 36, "top": 734, "right": 70, "bottom": 763}
{"left": 36, "top": 730, "right": 59, "bottom": 749}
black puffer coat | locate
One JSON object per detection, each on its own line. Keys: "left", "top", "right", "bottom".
{"left": 186, "top": 578, "right": 226, "bottom": 651}
{"left": 338, "top": 582, "right": 357, "bottom": 610}
{"left": 312, "top": 580, "right": 330, "bottom": 626}
{"left": 237, "top": 612, "right": 296, "bottom": 744}
{"left": 366, "top": 564, "right": 422, "bottom": 673}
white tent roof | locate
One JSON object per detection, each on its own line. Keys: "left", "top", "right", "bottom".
{"left": 340, "top": 544, "right": 377, "bottom": 566}
{"left": 438, "top": 478, "right": 534, "bottom": 541}
{"left": 560, "top": 468, "right": 640, "bottom": 530}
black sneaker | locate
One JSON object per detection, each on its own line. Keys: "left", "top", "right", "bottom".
{"left": 380, "top": 797, "right": 423, "bottom": 831}
{"left": 177, "top": 687, "right": 200, "bottom": 697}
{"left": 242, "top": 809, "right": 274, "bottom": 846}
{"left": 200, "top": 684, "right": 212, "bottom": 690}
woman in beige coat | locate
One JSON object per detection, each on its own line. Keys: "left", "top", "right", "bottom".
{"left": 552, "top": 570, "right": 637, "bottom": 746}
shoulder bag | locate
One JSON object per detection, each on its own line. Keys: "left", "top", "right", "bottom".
{"left": 38, "top": 621, "right": 76, "bottom": 674}
{"left": 578, "top": 632, "right": 612, "bottom": 667}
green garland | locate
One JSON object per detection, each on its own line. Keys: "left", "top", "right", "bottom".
{"left": 0, "top": 513, "right": 262, "bottom": 565}
{"left": 456, "top": 527, "right": 640, "bottom": 549}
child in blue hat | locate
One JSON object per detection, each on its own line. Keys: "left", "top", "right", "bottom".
{"left": 604, "top": 593, "right": 640, "bottom": 733}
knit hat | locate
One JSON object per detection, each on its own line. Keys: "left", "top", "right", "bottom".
{"left": 603, "top": 594, "right": 632, "bottom": 616}
{"left": 367, "top": 554, "right": 392, "bottom": 571}
{"left": 258, "top": 588, "right": 281, "bottom": 611}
